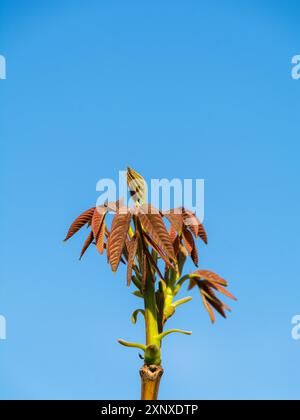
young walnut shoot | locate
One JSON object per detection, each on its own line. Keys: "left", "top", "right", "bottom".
{"left": 64, "top": 168, "right": 236, "bottom": 400}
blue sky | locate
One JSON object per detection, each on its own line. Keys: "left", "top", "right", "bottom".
{"left": 1, "top": 0, "right": 300, "bottom": 400}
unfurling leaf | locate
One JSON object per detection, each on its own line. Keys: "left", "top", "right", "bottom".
{"left": 127, "top": 167, "right": 147, "bottom": 205}
{"left": 64, "top": 207, "right": 95, "bottom": 241}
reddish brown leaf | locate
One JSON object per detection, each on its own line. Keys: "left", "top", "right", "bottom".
{"left": 207, "top": 296, "right": 227, "bottom": 319}
{"left": 182, "top": 209, "right": 208, "bottom": 244}
{"left": 198, "top": 223, "right": 208, "bottom": 244}
{"left": 79, "top": 230, "right": 94, "bottom": 260}
{"left": 106, "top": 232, "right": 111, "bottom": 263}
{"left": 193, "top": 270, "right": 228, "bottom": 286}
{"left": 91, "top": 206, "right": 107, "bottom": 240}
{"left": 109, "top": 210, "right": 132, "bottom": 272}
{"left": 162, "top": 211, "right": 183, "bottom": 234}
{"left": 209, "top": 282, "right": 237, "bottom": 301}
{"left": 182, "top": 227, "right": 199, "bottom": 266}
{"left": 173, "top": 235, "right": 180, "bottom": 256}
{"left": 200, "top": 283, "right": 227, "bottom": 319}
{"left": 138, "top": 205, "right": 175, "bottom": 262}
{"left": 64, "top": 208, "right": 95, "bottom": 241}
{"left": 200, "top": 292, "right": 216, "bottom": 324}
{"left": 169, "top": 225, "right": 178, "bottom": 243}
{"left": 188, "top": 279, "right": 197, "bottom": 290}
{"left": 183, "top": 209, "right": 199, "bottom": 237}
{"left": 96, "top": 219, "right": 106, "bottom": 255}
{"left": 188, "top": 270, "right": 235, "bottom": 322}
{"left": 143, "top": 231, "right": 173, "bottom": 268}
{"left": 142, "top": 242, "right": 164, "bottom": 281}
{"left": 182, "top": 228, "right": 195, "bottom": 255}
{"left": 191, "top": 244, "right": 199, "bottom": 267}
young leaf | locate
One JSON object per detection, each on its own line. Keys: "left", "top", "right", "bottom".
{"left": 182, "top": 228, "right": 195, "bottom": 255}
{"left": 201, "top": 286, "right": 227, "bottom": 319}
{"left": 209, "top": 282, "right": 237, "bottom": 301}
{"left": 109, "top": 211, "right": 132, "bottom": 272}
{"left": 142, "top": 241, "right": 164, "bottom": 280}
{"left": 169, "top": 225, "right": 178, "bottom": 243}
{"left": 96, "top": 219, "right": 106, "bottom": 255}
{"left": 64, "top": 208, "right": 95, "bottom": 241}
{"left": 183, "top": 209, "right": 208, "bottom": 244}
{"left": 91, "top": 206, "right": 107, "bottom": 239}
{"left": 198, "top": 223, "right": 208, "bottom": 244}
{"left": 191, "top": 243, "right": 199, "bottom": 267}
{"left": 201, "top": 292, "right": 216, "bottom": 324}
{"left": 127, "top": 167, "right": 147, "bottom": 205}
{"left": 192, "top": 270, "right": 228, "bottom": 286}
{"left": 162, "top": 211, "right": 183, "bottom": 234}
{"left": 183, "top": 209, "right": 199, "bottom": 237}
{"left": 143, "top": 231, "right": 174, "bottom": 268}
{"left": 79, "top": 230, "right": 94, "bottom": 260}
{"left": 138, "top": 205, "right": 175, "bottom": 262}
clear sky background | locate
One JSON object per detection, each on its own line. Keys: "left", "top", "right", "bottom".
{"left": 1, "top": 0, "right": 300, "bottom": 400}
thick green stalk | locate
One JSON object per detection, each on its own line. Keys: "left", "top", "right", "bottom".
{"left": 141, "top": 275, "right": 163, "bottom": 400}
{"left": 144, "top": 277, "right": 160, "bottom": 351}
{"left": 163, "top": 266, "right": 180, "bottom": 323}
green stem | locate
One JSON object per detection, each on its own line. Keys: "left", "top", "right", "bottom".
{"left": 118, "top": 339, "right": 146, "bottom": 351}
{"left": 131, "top": 309, "right": 145, "bottom": 324}
{"left": 173, "top": 296, "right": 193, "bottom": 308}
{"left": 131, "top": 275, "right": 142, "bottom": 290}
{"left": 175, "top": 274, "right": 191, "bottom": 289}
{"left": 163, "top": 266, "right": 182, "bottom": 322}
{"left": 157, "top": 329, "right": 192, "bottom": 341}
{"left": 143, "top": 273, "right": 161, "bottom": 366}
{"left": 144, "top": 277, "right": 160, "bottom": 349}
